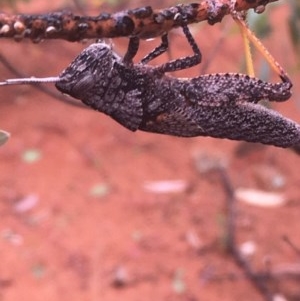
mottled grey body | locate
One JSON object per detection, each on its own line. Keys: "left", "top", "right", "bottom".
{"left": 56, "top": 42, "right": 300, "bottom": 148}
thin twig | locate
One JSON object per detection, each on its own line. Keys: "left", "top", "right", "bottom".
{"left": 282, "top": 235, "right": 300, "bottom": 256}
{"left": 217, "top": 167, "right": 274, "bottom": 301}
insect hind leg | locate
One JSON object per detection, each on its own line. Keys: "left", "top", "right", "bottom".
{"left": 231, "top": 7, "right": 292, "bottom": 86}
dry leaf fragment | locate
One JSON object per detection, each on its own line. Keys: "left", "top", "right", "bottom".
{"left": 235, "top": 188, "right": 286, "bottom": 207}
{"left": 143, "top": 180, "right": 188, "bottom": 194}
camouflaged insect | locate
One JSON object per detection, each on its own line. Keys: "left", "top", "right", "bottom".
{"left": 55, "top": 42, "right": 300, "bottom": 148}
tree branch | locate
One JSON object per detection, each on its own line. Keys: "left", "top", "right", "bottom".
{"left": 0, "top": 0, "right": 277, "bottom": 42}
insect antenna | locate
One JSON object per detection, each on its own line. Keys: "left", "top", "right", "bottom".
{"left": 0, "top": 76, "right": 60, "bottom": 86}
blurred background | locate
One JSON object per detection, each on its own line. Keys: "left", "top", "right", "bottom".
{"left": 0, "top": 1, "right": 300, "bottom": 300}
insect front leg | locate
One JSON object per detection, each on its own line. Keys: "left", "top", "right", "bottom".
{"left": 154, "top": 22, "right": 201, "bottom": 74}
{"left": 123, "top": 7, "right": 202, "bottom": 73}
{"left": 141, "top": 33, "right": 169, "bottom": 64}
{"left": 123, "top": 36, "right": 140, "bottom": 65}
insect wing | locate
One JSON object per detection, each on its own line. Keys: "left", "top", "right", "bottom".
{"left": 139, "top": 105, "right": 204, "bottom": 137}
{"left": 190, "top": 102, "right": 300, "bottom": 147}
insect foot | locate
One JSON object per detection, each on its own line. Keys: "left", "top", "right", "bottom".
{"left": 54, "top": 42, "right": 299, "bottom": 148}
